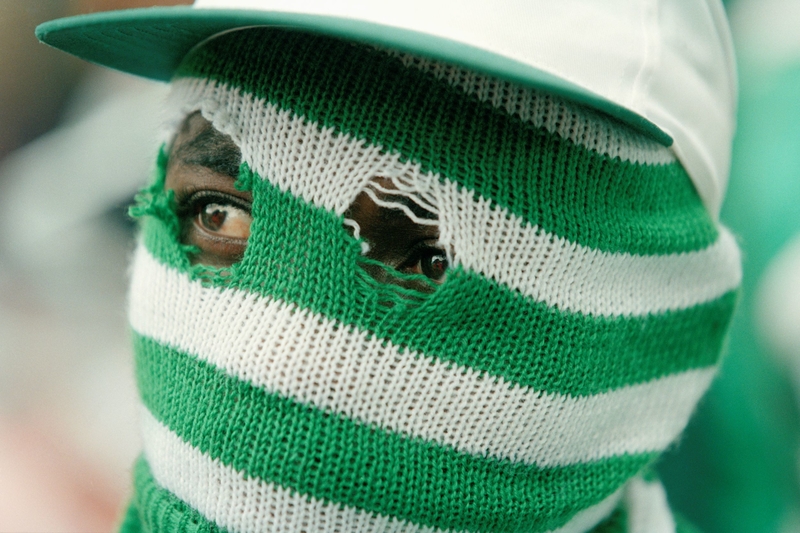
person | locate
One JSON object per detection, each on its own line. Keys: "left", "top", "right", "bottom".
{"left": 36, "top": 1, "right": 741, "bottom": 531}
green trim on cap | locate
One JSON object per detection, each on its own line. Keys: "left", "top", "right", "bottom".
{"left": 35, "top": 6, "right": 673, "bottom": 146}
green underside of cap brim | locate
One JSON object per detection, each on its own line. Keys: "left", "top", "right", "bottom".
{"left": 36, "top": 6, "right": 672, "bottom": 146}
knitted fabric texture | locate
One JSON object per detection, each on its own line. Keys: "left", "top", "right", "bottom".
{"left": 124, "top": 28, "right": 741, "bottom": 533}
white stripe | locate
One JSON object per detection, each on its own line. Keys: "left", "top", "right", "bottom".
{"left": 166, "top": 78, "right": 741, "bottom": 317}
{"left": 141, "top": 407, "right": 621, "bottom": 533}
{"left": 130, "top": 248, "right": 716, "bottom": 467}
{"left": 625, "top": 478, "right": 676, "bottom": 533}
{"left": 436, "top": 183, "right": 742, "bottom": 317}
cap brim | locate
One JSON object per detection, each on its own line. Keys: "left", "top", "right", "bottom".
{"left": 36, "top": 6, "right": 672, "bottom": 146}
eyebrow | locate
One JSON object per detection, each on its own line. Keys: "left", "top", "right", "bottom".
{"left": 173, "top": 123, "right": 242, "bottom": 179}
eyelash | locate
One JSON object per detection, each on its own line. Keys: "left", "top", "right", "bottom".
{"left": 177, "top": 191, "right": 252, "bottom": 225}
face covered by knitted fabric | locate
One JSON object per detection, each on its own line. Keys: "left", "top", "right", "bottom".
{"left": 125, "top": 28, "right": 742, "bottom": 533}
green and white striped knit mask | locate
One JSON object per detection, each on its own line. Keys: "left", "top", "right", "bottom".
{"left": 126, "top": 28, "right": 741, "bottom": 533}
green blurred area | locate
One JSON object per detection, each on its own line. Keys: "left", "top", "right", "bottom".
{"left": 659, "top": 42, "right": 800, "bottom": 533}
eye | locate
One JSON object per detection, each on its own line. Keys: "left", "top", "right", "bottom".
{"left": 196, "top": 201, "right": 252, "bottom": 239}
{"left": 175, "top": 190, "right": 253, "bottom": 266}
{"left": 420, "top": 250, "right": 448, "bottom": 282}
{"left": 401, "top": 245, "right": 449, "bottom": 283}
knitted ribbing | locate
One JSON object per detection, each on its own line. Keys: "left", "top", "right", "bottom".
{"left": 125, "top": 28, "right": 741, "bottom": 533}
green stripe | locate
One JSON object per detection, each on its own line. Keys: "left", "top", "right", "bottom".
{"left": 135, "top": 335, "right": 654, "bottom": 533}
{"left": 139, "top": 172, "right": 735, "bottom": 396}
{"left": 175, "top": 28, "right": 716, "bottom": 255}
{"left": 128, "top": 454, "right": 631, "bottom": 533}
{"left": 129, "top": 146, "right": 193, "bottom": 273}
{"left": 675, "top": 514, "right": 703, "bottom": 533}
{"left": 591, "top": 506, "right": 628, "bottom": 533}
{"left": 118, "top": 499, "right": 143, "bottom": 533}
{"left": 130, "top": 456, "right": 226, "bottom": 533}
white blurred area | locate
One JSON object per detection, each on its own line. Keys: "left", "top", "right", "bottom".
{"left": 759, "top": 236, "right": 800, "bottom": 390}
{"left": 728, "top": 0, "right": 800, "bottom": 72}
{"left": 0, "top": 70, "right": 169, "bottom": 532}
{"left": 0, "top": 2, "right": 180, "bottom": 532}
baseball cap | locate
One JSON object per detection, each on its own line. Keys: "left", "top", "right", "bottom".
{"left": 36, "top": 0, "right": 737, "bottom": 217}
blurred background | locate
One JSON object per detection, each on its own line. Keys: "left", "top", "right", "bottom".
{"left": 0, "top": 2, "right": 187, "bottom": 532}
{"left": 0, "top": 1, "right": 799, "bottom": 532}
{"left": 657, "top": 1, "right": 800, "bottom": 531}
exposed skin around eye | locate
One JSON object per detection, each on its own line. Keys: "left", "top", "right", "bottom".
{"left": 165, "top": 112, "right": 251, "bottom": 267}
{"left": 165, "top": 113, "right": 447, "bottom": 289}
{"left": 344, "top": 177, "right": 447, "bottom": 292}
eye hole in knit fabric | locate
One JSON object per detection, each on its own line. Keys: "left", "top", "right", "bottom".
{"left": 344, "top": 176, "right": 448, "bottom": 295}
{"left": 162, "top": 112, "right": 449, "bottom": 296}
{"left": 165, "top": 111, "right": 251, "bottom": 270}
